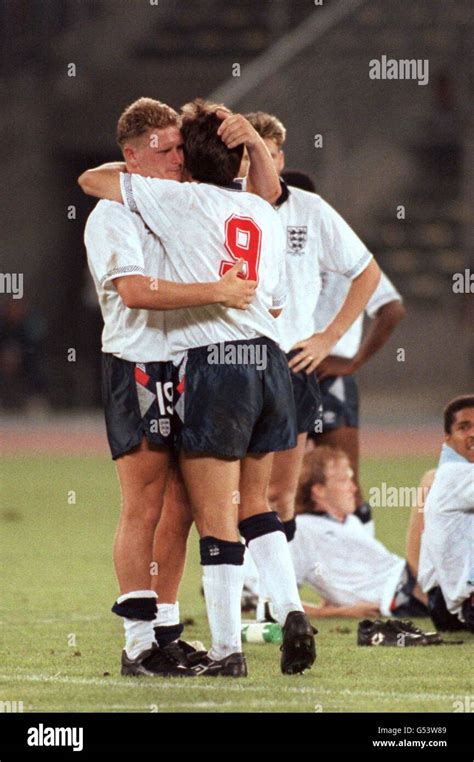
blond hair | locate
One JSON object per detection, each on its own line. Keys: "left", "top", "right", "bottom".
{"left": 116, "top": 97, "right": 179, "bottom": 147}
{"left": 245, "top": 111, "right": 286, "bottom": 147}
{"left": 296, "top": 447, "right": 349, "bottom": 514}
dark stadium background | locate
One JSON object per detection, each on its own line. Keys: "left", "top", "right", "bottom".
{"left": 1, "top": 0, "right": 473, "bottom": 423}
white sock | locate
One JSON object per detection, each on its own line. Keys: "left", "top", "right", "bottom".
{"left": 242, "top": 547, "right": 260, "bottom": 595}
{"left": 123, "top": 618, "right": 155, "bottom": 659}
{"left": 118, "top": 590, "right": 157, "bottom": 659}
{"left": 202, "top": 564, "right": 244, "bottom": 661}
{"left": 153, "top": 602, "right": 180, "bottom": 628}
{"left": 248, "top": 532, "right": 303, "bottom": 625}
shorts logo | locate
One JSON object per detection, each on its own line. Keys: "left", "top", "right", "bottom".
{"left": 158, "top": 418, "right": 171, "bottom": 437}
{"left": 323, "top": 410, "right": 336, "bottom": 425}
{"left": 287, "top": 226, "right": 307, "bottom": 254}
{"left": 209, "top": 545, "right": 220, "bottom": 557}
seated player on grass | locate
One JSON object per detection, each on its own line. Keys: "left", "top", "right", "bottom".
{"left": 290, "top": 446, "right": 430, "bottom": 619}
{"left": 419, "top": 394, "right": 474, "bottom": 632}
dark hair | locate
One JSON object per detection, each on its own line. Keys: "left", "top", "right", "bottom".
{"left": 180, "top": 99, "right": 243, "bottom": 186}
{"left": 281, "top": 170, "right": 316, "bottom": 193}
{"left": 444, "top": 395, "right": 474, "bottom": 433}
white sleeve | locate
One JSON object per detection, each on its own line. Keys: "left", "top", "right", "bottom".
{"left": 84, "top": 203, "right": 145, "bottom": 287}
{"left": 365, "top": 271, "right": 402, "bottom": 318}
{"left": 435, "top": 463, "right": 474, "bottom": 512}
{"left": 120, "top": 173, "right": 189, "bottom": 238}
{"left": 272, "top": 226, "right": 287, "bottom": 309}
{"left": 318, "top": 197, "right": 373, "bottom": 278}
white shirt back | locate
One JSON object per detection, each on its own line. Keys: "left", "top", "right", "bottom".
{"left": 84, "top": 200, "right": 169, "bottom": 362}
{"left": 274, "top": 186, "right": 373, "bottom": 352}
{"left": 291, "top": 512, "right": 405, "bottom": 616}
{"left": 314, "top": 270, "right": 402, "bottom": 359}
{"left": 418, "top": 444, "right": 474, "bottom": 617}
{"left": 121, "top": 175, "right": 286, "bottom": 358}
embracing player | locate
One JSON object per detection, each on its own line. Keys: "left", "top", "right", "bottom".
{"left": 80, "top": 97, "right": 277, "bottom": 677}
{"left": 81, "top": 99, "right": 318, "bottom": 676}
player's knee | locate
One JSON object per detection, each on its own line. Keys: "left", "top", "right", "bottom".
{"left": 120, "top": 490, "right": 163, "bottom": 527}
{"left": 268, "top": 485, "right": 295, "bottom": 516}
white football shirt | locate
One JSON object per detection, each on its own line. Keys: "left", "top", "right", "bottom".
{"left": 274, "top": 185, "right": 373, "bottom": 352}
{"left": 313, "top": 271, "right": 402, "bottom": 359}
{"left": 418, "top": 444, "right": 474, "bottom": 618}
{"left": 120, "top": 174, "right": 286, "bottom": 357}
{"left": 85, "top": 200, "right": 169, "bottom": 362}
{"left": 290, "top": 512, "right": 405, "bottom": 616}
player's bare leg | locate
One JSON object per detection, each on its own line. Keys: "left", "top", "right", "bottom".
{"left": 179, "top": 452, "right": 245, "bottom": 671}
{"left": 238, "top": 452, "right": 316, "bottom": 673}
{"left": 245, "top": 434, "right": 307, "bottom": 621}
{"left": 114, "top": 438, "right": 170, "bottom": 593}
{"left": 151, "top": 466, "right": 194, "bottom": 647}
{"left": 112, "top": 437, "right": 180, "bottom": 667}
{"left": 268, "top": 432, "right": 308, "bottom": 523}
{"left": 152, "top": 467, "right": 193, "bottom": 602}
{"left": 405, "top": 470, "right": 435, "bottom": 605}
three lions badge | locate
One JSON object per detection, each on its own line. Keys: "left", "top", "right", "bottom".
{"left": 287, "top": 226, "right": 307, "bottom": 255}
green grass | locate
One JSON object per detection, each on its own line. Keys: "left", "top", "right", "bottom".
{"left": 1, "top": 455, "right": 472, "bottom": 713}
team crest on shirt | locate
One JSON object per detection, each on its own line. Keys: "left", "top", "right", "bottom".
{"left": 158, "top": 418, "right": 171, "bottom": 437}
{"left": 287, "top": 226, "right": 307, "bottom": 255}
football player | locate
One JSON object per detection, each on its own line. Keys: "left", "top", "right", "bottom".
{"left": 242, "top": 112, "right": 380, "bottom": 618}
{"left": 80, "top": 99, "right": 318, "bottom": 676}
{"left": 81, "top": 97, "right": 276, "bottom": 676}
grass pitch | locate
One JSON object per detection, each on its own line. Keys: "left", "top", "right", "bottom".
{"left": 1, "top": 454, "right": 473, "bottom": 713}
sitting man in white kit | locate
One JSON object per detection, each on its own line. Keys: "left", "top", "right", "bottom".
{"left": 289, "top": 446, "right": 430, "bottom": 619}
{"left": 418, "top": 394, "right": 474, "bottom": 632}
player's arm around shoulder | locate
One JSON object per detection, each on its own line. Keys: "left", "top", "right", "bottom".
{"left": 78, "top": 162, "right": 126, "bottom": 202}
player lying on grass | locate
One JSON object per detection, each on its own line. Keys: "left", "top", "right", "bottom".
{"left": 80, "top": 98, "right": 318, "bottom": 677}
{"left": 419, "top": 394, "right": 474, "bottom": 632}
{"left": 81, "top": 97, "right": 279, "bottom": 677}
{"left": 282, "top": 172, "right": 406, "bottom": 535}
{"left": 290, "top": 446, "right": 430, "bottom": 619}
{"left": 240, "top": 112, "right": 381, "bottom": 620}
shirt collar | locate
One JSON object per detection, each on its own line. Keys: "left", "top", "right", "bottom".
{"left": 218, "top": 180, "right": 244, "bottom": 191}
{"left": 439, "top": 442, "right": 470, "bottom": 465}
{"left": 274, "top": 178, "right": 291, "bottom": 207}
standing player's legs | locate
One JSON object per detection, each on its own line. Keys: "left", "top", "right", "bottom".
{"left": 268, "top": 432, "right": 308, "bottom": 527}
{"left": 179, "top": 452, "right": 245, "bottom": 667}
{"left": 244, "top": 360, "right": 321, "bottom": 619}
{"left": 112, "top": 439, "right": 171, "bottom": 658}
{"left": 151, "top": 466, "right": 194, "bottom": 646}
{"left": 239, "top": 452, "right": 304, "bottom": 621}
{"left": 238, "top": 452, "right": 316, "bottom": 674}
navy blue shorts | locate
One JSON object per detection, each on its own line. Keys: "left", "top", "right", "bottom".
{"left": 175, "top": 337, "right": 297, "bottom": 458}
{"left": 311, "top": 374, "right": 359, "bottom": 436}
{"left": 101, "top": 353, "right": 176, "bottom": 459}
{"left": 286, "top": 350, "right": 323, "bottom": 435}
